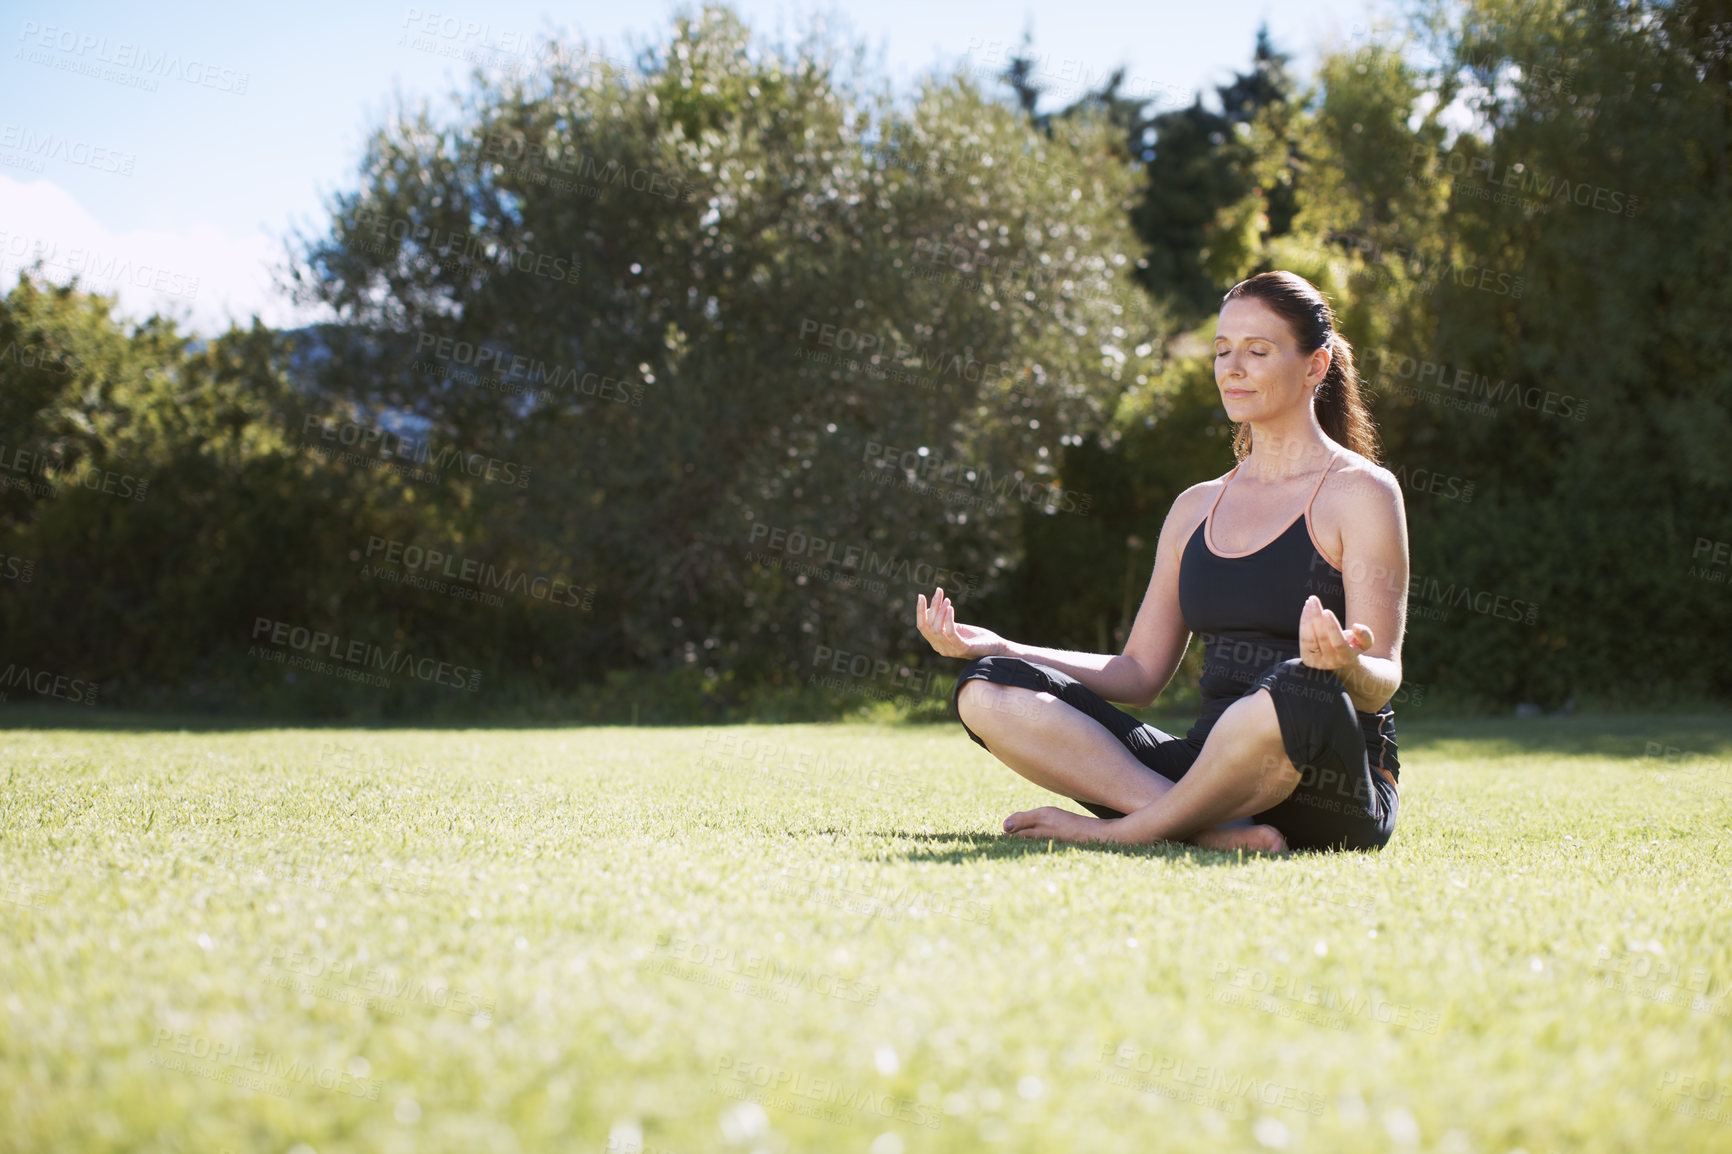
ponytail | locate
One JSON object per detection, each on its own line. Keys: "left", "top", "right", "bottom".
{"left": 1314, "top": 331, "right": 1379, "bottom": 463}
{"left": 1223, "top": 272, "right": 1381, "bottom": 465}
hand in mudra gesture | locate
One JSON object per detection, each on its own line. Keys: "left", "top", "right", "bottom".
{"left": 915, "top": 588, "right": 1006, "bottom": 660}
{"left": 1298, "top": 594, "right": 1373, "bottom": 670}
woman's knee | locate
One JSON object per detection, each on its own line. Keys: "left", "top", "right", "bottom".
{"left": 1235, "top": 684, "right": 1285, "bottom": 739}
{"left": 1226, "top": 691, "right": 1299, "bottom": 782}
{"left": 956, "top": 677, "right": 1006, "bottom": 726}
{"left": 953, "top": 656, "right": 1017, "bottom": 716}
{"left": 955, "top": 675, "right": 988, "bottom": 711}
{"left": 957, "top": 677, "right": 1042, "bottom": 729}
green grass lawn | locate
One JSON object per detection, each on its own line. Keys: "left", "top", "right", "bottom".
{"left": 3, "top": 711, "right": 1731, "bottom": 1154}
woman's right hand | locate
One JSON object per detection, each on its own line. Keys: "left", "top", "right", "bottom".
{"left": 916, "top": 588, "right": 1007, "bottom": 660}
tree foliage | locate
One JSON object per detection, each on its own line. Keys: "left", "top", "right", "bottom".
{"left": 1031, "top": 0, "right": 1732, "bottom": 711}
{"left": 3, "top": 0, "right": 1727, "bottom": 719}
{"left": 288, "top": 1, "right": 1165, "bottom": 706}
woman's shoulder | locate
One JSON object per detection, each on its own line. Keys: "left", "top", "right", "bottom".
{"left": 1316, "top": 449, "right": 1406, "bottom": 559}
{"left": 1156, "top": 473, "right": 1231, "bottom": 556}
{"left": 1324, "top": 448, "right": 1403, "bottom": 509}
{"left": 1170, "top": 471, "right": 1232, "bottom": 520}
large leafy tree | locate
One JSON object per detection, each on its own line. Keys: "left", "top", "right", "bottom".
{"left": 290, "top": 2, "right": 1166, "bottom": 704}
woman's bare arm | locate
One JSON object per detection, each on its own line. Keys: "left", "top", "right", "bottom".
{"left": 1300, "top": 465, "right": 1408, "bottom": 712}
{"left": 921, "top": 486, "right": 1209, "bottom": 707}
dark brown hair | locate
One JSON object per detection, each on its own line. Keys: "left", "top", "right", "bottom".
{"left": 1220, "top": 270, "right": 1380, "bottom": 464}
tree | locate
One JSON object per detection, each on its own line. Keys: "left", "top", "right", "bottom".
{"left": 288, "top": 1, "right": 1168, "bottom": 710}
{"left": 0, "top": 276, "right": 410, "bottom": 714}
{"left": 1128, "top": 25, "right": 1300, "bottom": 321}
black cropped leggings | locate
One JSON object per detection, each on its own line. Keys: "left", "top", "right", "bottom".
{"left": 952, "top": 655, "right": 1398, "bottom": 852}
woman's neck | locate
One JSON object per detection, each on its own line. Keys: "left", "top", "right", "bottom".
{"left": 1240, "top": 421, "right": 1333, "bottom": 483}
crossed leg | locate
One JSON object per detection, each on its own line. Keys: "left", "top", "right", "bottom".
{"left": 957, "top": 679, "right": 1299, "bottom": 852}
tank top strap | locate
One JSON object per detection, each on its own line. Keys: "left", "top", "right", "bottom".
{"left": 1206, "top": 464, "right": 1239, "bottom": 523}
{"left": 1303, "top": 452, "right": 1337, "bottom": 516}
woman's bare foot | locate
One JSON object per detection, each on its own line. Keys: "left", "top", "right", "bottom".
{"left": 1003, "top": 805, "right": 1116, "bottom": 844}
{"left": 1190, "top": 824, "right": 1289, "bottom": 854}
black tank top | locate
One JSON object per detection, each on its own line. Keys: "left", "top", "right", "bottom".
{"left": 1176, "top": 453, "right": 1399, "bottom": 779}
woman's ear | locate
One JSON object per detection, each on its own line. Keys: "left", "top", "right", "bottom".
{"left": 1311, "top": 344, "right": 1332, "bottom": 387}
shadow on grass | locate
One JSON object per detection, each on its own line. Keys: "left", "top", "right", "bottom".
{"left": 852, "top": 828, "right": 1273, "bottom": 866}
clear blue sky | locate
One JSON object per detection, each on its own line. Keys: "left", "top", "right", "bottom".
{"left": 0, "top": 0, "right": 1390, "bottom": 333}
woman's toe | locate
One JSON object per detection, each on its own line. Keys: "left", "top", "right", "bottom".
{"left": 1250, "top": 825, "right": 1288, "bottom": 852}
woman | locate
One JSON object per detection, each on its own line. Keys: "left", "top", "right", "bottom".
{"left": 914, "top": 270, "right": 1408, "bottom": 853}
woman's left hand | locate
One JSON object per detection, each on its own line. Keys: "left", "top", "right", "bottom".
{"left": 1004, "top": 805, "right": 1118, "bottom": 844}
{"left": 1298, "top": 594, "right": 1373, "bottom": 670}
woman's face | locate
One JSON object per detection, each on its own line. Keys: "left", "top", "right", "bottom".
{"left": 1212, "top": 296, "right": 1328, "bottom": 427}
